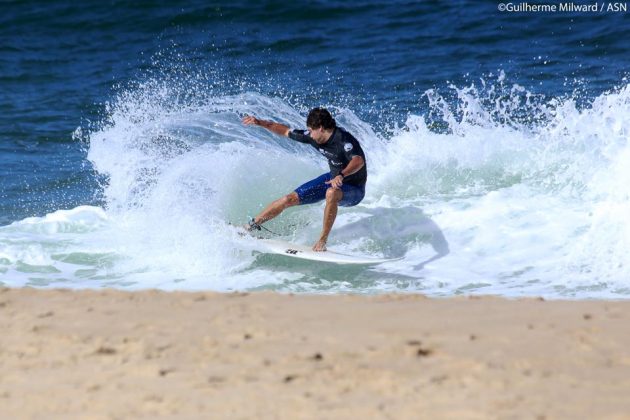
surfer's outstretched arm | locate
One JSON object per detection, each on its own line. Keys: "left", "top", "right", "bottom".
{"left": 242, "top": 115, "right": 290, "bottom": 137}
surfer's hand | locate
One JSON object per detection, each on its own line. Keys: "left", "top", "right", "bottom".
{"left": 312, "top": 239, "right": 327, "bottom": 252}
{"left": 242, "top": 115, "right": 260, "bottom": 126}
{"left": 325, "top": 175, "right": 343, "bottom": 189}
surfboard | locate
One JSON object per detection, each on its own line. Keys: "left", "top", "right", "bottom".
{"left": 258, "top": 238, "right": 399, "bottom": 265}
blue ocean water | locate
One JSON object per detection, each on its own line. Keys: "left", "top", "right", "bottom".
{"left": 2, "top": 1, "right": 630, "bottom": 297}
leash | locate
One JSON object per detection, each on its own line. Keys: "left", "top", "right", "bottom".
{"left": 248, "top": 217, "right": 282, "bottom": 237}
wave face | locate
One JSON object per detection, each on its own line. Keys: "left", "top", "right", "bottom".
{"left": 3, "top": 76, "right": 630, "bottom": 298}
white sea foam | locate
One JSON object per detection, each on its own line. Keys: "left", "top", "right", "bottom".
{"left": 3, "top": 81, "right": 630, "bottom": 298}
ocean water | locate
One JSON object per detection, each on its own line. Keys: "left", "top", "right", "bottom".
{"left": 2, "top": 1, "right": 630, "bottom": 298}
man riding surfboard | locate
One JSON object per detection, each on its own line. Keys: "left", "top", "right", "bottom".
{"left": 242, "top": 108, "right": 367, "bottom": 252}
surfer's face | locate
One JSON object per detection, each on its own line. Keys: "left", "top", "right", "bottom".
{"left": 308, "top": 127, "right": 331, "bottom": 144}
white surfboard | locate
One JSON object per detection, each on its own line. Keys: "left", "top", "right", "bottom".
{"left": 259, "top": 238, "right": 399, "bottom": 265}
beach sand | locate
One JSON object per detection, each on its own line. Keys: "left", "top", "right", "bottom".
{"left": 1, "top": 287, "right": 630, "bottom": 419}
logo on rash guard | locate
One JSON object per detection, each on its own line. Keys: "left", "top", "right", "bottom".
{"left": 344, "top": 142, "right": 353, "bottom": 152}
{"left": 317, "top": 148, "right": 335, "bottom": 159}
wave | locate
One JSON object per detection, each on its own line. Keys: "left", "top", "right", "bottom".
{"left": 2, "top": 75, "right": 630, "bottom": 298}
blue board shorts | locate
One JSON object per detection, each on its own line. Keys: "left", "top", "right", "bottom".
{"left": 295, "top": 173, "right": 365, "bottom": 207}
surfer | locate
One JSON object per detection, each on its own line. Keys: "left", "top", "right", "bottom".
{"left": 242, "top": 108, "right": 367, "bottom": 252}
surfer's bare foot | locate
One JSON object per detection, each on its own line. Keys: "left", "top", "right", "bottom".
{"left": 244, "top": 217, "right": 262, "bottom": 232}
{"left": 312, "top": 239, "right": 327, "bottom": 252}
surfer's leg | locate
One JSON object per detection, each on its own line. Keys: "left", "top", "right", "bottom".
{"left": 313, "top": 187, "right": 343, "bottom": 252}
{"left": 253, "top": 192, "right": 300, "bottom": 225}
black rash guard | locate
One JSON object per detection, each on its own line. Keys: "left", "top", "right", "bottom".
{"left": 288, "top": 127, "right": 367, "bottom": 186}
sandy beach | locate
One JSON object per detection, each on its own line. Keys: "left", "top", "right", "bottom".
{"left": 1, "top": 288, "right": 629, "bottom": 419}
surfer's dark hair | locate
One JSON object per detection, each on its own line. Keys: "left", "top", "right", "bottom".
{"left": 306, "top": 108, "right": 336, "bottom": 130}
